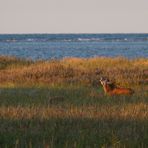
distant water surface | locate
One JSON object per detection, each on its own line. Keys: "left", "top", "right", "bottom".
{"left": 0, "top": 34, "right": 148, "bottom": 60}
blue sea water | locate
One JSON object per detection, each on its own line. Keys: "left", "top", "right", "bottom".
{"left": 0, "top": 34, "right": 148, "bottom": 60}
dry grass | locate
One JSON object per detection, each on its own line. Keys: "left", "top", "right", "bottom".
{"left": 0, "top": 55, "right": 33, "bottom": 69}
{"left": 0, "top": 103, "right": 147, "bottom": 120}
{"left": 0, "top": 56, "right": 148, "bottom": 147}
{"left": 0, "top": 56, "right": 148, "bottom": 87}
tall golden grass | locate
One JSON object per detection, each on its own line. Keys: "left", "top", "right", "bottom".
{"left": 0, "top": 56, "right": 148, "bottom": 87}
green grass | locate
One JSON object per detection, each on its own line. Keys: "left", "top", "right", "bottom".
{"left": 0, "top": 56, "right": 148, "bottom": 147}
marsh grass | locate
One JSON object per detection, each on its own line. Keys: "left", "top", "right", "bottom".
{"left": 0, "top": 56, "right": 148, "bottom": 147}
{"left": 0, "top": 56, "right": 33, "bottom": 70}
{"left": 0, "top": 56, "right": 148, "bottom": 87}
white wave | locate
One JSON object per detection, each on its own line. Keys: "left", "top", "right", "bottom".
{"left": 26, "top": 38, "right": 36, "bottom": 42}
{"left": 63, "top": 39, "right": 72, "bottom": 42}
{"left": 78, "top": 38, "right": 101, "bottom": 41}
{"left": 6, "top": 39, "right": 16, "bottom": 42}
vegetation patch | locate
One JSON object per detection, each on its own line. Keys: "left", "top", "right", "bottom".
{"left": 0, "top": 56, "right": 148, "bottom": 147}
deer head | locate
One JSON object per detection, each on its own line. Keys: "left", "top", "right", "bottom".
{"left": 100, "top": 77, "right": 112, "bottom": 86}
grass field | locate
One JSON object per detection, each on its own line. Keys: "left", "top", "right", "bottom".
{"left": 0, "top": 56, "right": 148, "bottom": 147}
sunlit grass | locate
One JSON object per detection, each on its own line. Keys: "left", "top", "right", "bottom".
{"left": 0, "top": 56, "right": 148, "bottom": 87}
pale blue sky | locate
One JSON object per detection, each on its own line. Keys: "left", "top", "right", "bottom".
{"left": 0, "top": 0, "right": 148, "bottom": 33}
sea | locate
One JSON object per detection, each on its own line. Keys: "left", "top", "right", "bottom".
{"left": 0, "top": 34, "right": 148, "bottom": 60}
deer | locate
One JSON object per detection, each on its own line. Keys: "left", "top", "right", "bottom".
{"left": 100, "top": 77, "right": 134, "bottom": 96}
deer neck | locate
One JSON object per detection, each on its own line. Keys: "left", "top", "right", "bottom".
{"left": 103, "top": 84, "right": 113, "bottom": 94}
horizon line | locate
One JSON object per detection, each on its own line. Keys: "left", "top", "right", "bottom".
{"left": 0, "top": 32, "right": 148, "bottom": 35}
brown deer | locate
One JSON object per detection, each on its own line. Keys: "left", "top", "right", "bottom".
{"left": 100, "top": 77, "right": 134, "bottom": 95}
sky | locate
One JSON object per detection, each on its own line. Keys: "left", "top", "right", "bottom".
{"left": 0, "top": 0, "right": 148, "bottom": 33}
